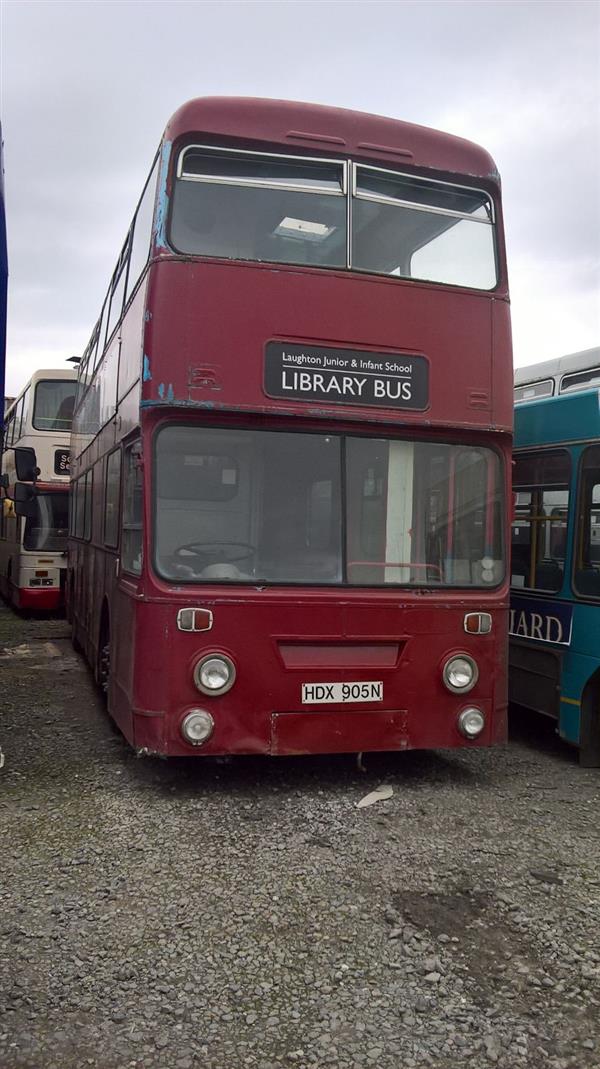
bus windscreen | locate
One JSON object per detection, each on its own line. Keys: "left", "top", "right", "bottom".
{"left": 33, "top": 380, "right": 76, "bottom": 431}
{"left": 154, "top": 426, "right": 504, "bottom": 588}
{"left": 23, "top": 492, "right": 69, "bottom": 552}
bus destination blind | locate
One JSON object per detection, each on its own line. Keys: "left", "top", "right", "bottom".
{"left": 54, "top": 449, "right": 71, "bottom": 476}
{"left": 264, "top": 342, "right": 429, "bottom": 410}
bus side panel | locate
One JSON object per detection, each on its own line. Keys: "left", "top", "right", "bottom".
{"left": 491, "top": 300, "right": 514, "bottom": 430}
{"left": 556, "top": 604, "right": 600, "bottom": 746}
{"left": 559, "top": 648, "right": 600, "bottom": 747}
{"left": 109, "top": 582, "right": 137, "bottom": 742}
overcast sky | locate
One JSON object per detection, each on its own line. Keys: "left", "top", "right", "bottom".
{"left": 2, "top": 0, "right": 599, "bottom": 395}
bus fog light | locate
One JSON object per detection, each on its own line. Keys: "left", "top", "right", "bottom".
{"left": 443, "top": 654, "right": 478, "bottom": 693}
{"left": 194, "top": 654, "right": 236, "bottom": 695}
{"left": 458, "top": 707, "right": 485, "bottom": 738}
{"left": 181, "top": 709, "right": 214, "bottom": 745}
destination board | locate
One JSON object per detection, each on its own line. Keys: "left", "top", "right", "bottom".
{"left": 509, "top": 594, "right": 573, "bottom": 647}
{"left": 264, "top": 342, "right": 429, "bottom": 410}
{"left": 54, "top": 449, "right": 71, "bottom": 476}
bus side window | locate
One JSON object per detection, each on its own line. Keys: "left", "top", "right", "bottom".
{"left": 511, "top": 451, "right": 570, "bottom": 593}
{"left": 126, "top": 154, "right": 158, "bottom": 304}
{"left": 104, "top": 449, "right": 121, "bottom": 548}
{"left": 75, "top": 477, "right": 86, "bottom": 539}
{"left": 21, "top": 387, "right": 30, "bottom": 436}
{"left": 84, "top": 470, "right": 93, "bottom": 542}
{"left": 105, "top": 238, "right": 130, "bottom": 346}
{"left": 122, "top": 441, "right": 143, "bottom": 576}
{"left": 14, "top": 393, "right": 24, "bottom": 442}
{"left": 574, "top": 446, "right": 600, "bottom": 597}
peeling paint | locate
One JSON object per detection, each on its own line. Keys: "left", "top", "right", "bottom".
{"left": 143, "top": 355, "right": 152, "bottom": 382}
{"left": 154, "top": 141, "right": 172, "bottom": 251}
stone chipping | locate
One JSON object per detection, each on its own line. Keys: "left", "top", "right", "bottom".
{"left": 0, "top": 603, "right": 599, "bottom": 1069}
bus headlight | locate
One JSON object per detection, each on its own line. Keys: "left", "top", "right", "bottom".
{"left": 442, "top": 654, "right": 478, "bottom": 693}
{"left": 181, "top": 709, "right": 214, "bottom": 745}
{"left": 193, "top": 653, "right": 236, "bottom": 696}
{"left": 457, "top": 707, "right": 485, "bottom": 738}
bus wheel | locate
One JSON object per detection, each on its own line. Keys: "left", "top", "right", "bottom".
{"left": 580, "top": 678, "right": 600, "bottom": 768}
{"left": 97, "top": 613, "right": 111, "bottom": 699}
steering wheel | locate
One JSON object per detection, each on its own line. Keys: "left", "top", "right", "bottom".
{"left": 174, "top": 541, "right": 256, "bottom": 563}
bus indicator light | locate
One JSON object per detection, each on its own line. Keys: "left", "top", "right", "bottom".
{"left": 464, "top": 613, "right": 492, "bottom": 635}
{"left": 177, "top": 608, "right": 213, "bottom": 632}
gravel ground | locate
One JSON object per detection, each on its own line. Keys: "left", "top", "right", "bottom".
{"left": 1, "top": 601, "right": 599, "bottom": 1069}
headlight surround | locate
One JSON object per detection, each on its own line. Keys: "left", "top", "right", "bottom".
{"left": 457, "top": 707, "right": 486, "bottom": 739}
{"left": 193, "top": 653, "right": 236, "bottom": 696}
{"left": 442, "top": 653, "right": 478, "bottom": 693}
{"left": 181, "top": 709, "right": 215, "bottom": 745}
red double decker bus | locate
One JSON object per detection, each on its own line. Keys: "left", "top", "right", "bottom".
{"left": 69, "top": 98, "right": 512, "bottom": 757}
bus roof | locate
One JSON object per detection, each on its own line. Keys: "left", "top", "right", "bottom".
{"left": 514, "top": 347, "right": 600, "bottom": 386}
{"left": 514, "top": 388, "right": 600, "bottom": 449}
{"left": 163, "top": 97, "right": 500, "bottom": 182}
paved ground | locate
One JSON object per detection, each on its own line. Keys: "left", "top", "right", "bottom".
{"left": 0, "top": 601, "right": 599, "bottom": 1069}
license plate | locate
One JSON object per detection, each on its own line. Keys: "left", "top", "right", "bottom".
{"left": 301, "top": 681, "right": 383, "bottom": 705}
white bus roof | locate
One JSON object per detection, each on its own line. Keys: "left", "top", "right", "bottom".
{"left": 514, "top": 346, "right": 600, "bottom": 386}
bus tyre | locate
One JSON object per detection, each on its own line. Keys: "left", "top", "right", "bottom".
{"left": 98, "top": 639, "right": 110, "bottom": 696}
{"left": 580, "top": 681, "right": 600, "bottom": 768}
{"left": 97, "top": 612, "right": 111, "bottom": 700}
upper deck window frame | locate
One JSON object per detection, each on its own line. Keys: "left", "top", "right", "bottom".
{"left": 560, "top": 367, "right": 600, "bottom": 395}
{"left": 514, "top": 379, "right": 555, "bottom": 404}
{"left": 171, "top": 143, "right": 500, "bottom": 291}
{"left": 176, "top": 144, "right": 348, "bottom": 197}
{"left": 352, "top": 162, "right": 496, "bottom": 226}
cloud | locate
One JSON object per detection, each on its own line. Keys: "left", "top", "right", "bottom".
{"left": 2, "top": 0, "right": 599, "bottom": 393}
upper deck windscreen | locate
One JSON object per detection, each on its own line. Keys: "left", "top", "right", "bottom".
{"left": 170, "top": 147, "right": 498, "bottom": 290}
{"left": 33, "top": 379, "right": 76, "bottom": 431}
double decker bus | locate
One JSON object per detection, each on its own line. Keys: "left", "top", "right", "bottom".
{"left": 69, "top": 97, "right": 512, "bottom": 758}
{"left": 514, "top": 347, "right": 600, "bottom": 404}
{"left": 510, "top": 387, "right": 600, "bottom": 765}
{"left": 0, "top": 368, "right": 75, "bottom": 610}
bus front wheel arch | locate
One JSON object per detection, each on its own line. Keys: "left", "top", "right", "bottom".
{"left": 579, "top": 673, "right": 600, "bottom": 768}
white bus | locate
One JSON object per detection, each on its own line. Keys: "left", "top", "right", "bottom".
{"left": 0, "top": 369, "right": 75, "bottom": 610}
{"left": 514, "top": 346, "right": 600, "bottom": 404}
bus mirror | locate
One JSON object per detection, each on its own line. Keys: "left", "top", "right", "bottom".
{"left": 14, "top": 446, "right": 40, "bottom": 482}
{"left": 13, "top": 481, "right": 38, "bottom": 518}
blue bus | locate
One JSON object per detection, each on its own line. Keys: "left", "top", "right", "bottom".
{"left": 510, "top": 388, "right": 600, "bottom": 765}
